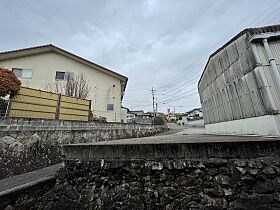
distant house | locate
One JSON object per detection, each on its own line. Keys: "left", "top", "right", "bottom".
{"left": 181, "top": 108, "right": 204, "bottom": 126}
{"left": 127, "top": 110, "right": 153, "bottom": 124}
{"left": 126, "top": 112, "right": 136, "bottom": 122}
{"left": 0, "top": 44, "right": 128, "bottom": 122}
{"left": 129, "top": 110, "right": 153, "bottom": 119}
{"left": 120, "top": 107, "right": 140, "bottom": 123}
{"left": 186, "top": 108, "right": 203, "bottom": 120}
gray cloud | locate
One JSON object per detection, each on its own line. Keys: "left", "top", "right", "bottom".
{"left": 0, "top": 0, "right": 279, "bottom": 112}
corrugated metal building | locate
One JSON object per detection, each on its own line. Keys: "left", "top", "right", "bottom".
{"left": 198, "top": 25, "right": 280, "bottom": 136}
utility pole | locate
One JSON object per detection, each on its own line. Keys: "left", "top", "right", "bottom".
{"left": 155, "top": 102, "right": 158, "bottom": 117}
{"left": 151, "top": 87, "right": 156, "bottom": 119}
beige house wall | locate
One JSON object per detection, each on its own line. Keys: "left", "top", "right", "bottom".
{"left": 0, "top": 52, "right": 122, "bottom": 122}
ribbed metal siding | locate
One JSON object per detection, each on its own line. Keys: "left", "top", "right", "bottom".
{"left": 245, "top": 72, "right": 266, "bottom": 116}
{"left": 269, "top": 40, "right": 280, "bottom": 64}
{"left": 199, "top": 33, "right": 267, "bottom": 125}
{"left": 255, "top": 42, "right": 280, "bottom": 110}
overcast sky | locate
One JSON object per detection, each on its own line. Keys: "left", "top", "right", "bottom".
{"left": 1, "top": 0, "right": 280, "bottom": 113}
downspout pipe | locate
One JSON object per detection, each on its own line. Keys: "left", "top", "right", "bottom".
{"left": 262, "top": 38, "right": 280, "bottom": 93}
{"left": 250, "top": 42, "right": 278, "bottom": 112}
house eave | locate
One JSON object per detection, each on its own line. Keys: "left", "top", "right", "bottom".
{"left": 0, "top": 44, "right": 128, "bottom": 93}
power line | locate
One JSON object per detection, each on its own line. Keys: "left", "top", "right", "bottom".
{"left": 155, "top": 58, "right": 206, "bottom": 90}
{"left": 124, "top": 0, "right": 280, "bottom": 113}
{"left": 159, "top": 92, "right": 199, "bottom": 104}
{"left": 157, "top": 74, "right": 200, "bottom": 99}
{"left": 154, "top": 0, "right": 280, "bottom": 94}
{"left": 155, "top": 62, "right": 205, "bottom": 94}
{"left": 155, "top": 0, "right": 280, "bottom": 106}
{"left": 158, "top": 87, "right": 198, "bottom": 102}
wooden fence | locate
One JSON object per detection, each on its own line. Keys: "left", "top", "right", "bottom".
{"left": 7, "top": 87, "right": 91, "bottom": 121}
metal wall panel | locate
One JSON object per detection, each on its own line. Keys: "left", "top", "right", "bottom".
{"left": 224, "top": 66, "right": 235, "bottom": 86}
{"left": 217, "top": 91, "right": 226, "bottom": 122}
{"left": 213, "top": 93, "right": 220, "bottom": 123}
{"left": 210, "top": 60, "right": 218, "bottom": 81}
{"left": 269, "top": 40, "right": 280, "bottom": 64}
{"left": 255, "top": 43, "right": 269, "bottom": 65}
{"left": 222, "top": 48, "right": 230, "bottom": 70}
{"left": 227, "top": 84, "right": 242, "bottom": 120}
{"left": 244, "top": 72, "right": 266, "bottom": 116}
{"left": 262, "top": 66, "right": 280, "bottom": 109}
{"left": 222, "top": 88, "right": 233, "bottom": 121}
{"left": 231, "top": 60, "right": 242, "bottom": 81}
{"left": 214, "top": 53, "right": 223, "bottom": 77}
{"left": 235, "top": 77, "right": 256, "bottom": 118}
{"left": 255, "top": 41, "right": 280, "bottom": 110}
{"left": 227, "top": 42, "right": 239, "bottom": 65}
{"left": 236, "top": 34, "right": 251, "bottom": 75}
{"left": 199, "top": 33, "right": 268, "bottom": 125}
{"left": 213, "top": 96, "right": 218, "bottom": 123}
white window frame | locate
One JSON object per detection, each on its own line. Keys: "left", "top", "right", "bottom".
{"left": 55, "top": 71, "right": 74, "bottom": 81}
{"left": 12, "top": 68, "right": 33, "bottom": 79}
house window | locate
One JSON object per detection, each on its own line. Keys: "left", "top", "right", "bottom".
{"left": 107, "top": 104, "right": 114, "bottom": 111}
{"left": 55, "top": 71, "right": 74, "bottom": 80}
{"left": 55, "top": 71, "right": 65, "bottom": 80}
{"left": 12, "top": 68, "right": 32, "bottom": 78}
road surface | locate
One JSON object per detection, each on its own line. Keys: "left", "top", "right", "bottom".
{"left": 155, "top": 123, "right": 185, "bottom": 136}
{"left": 88, "top": 126, "right": 280, "bottom": 145}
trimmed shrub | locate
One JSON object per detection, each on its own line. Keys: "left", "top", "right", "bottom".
{"left": 0, "top": 68, "right": 21, "bottom": 97}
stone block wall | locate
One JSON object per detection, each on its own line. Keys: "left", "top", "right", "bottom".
{"left": 0, "top": 178, "right": 56, "bottom": 210}
{"left": 0, "top": 118, "right": 167, "bottom": 179}
{"left": 34, "top": 157, "right": 280, "bottom": 210}
{"left": 6, "top": 140, "right": 279, "bottom": 210}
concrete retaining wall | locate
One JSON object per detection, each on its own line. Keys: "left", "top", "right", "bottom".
{"left": 4, "top": 139, "right": 280, "bottom": 210}
{"left": 0, "top": 118, "right": 167, "bottom": 179}
{"left": 0, "top": 176, "right": 56, "bottom": 210}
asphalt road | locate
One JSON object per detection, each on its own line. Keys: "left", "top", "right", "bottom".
{"left": 87, "top": 126, "right": 280, "bottom": 145}
{"left": 155, "top": 123, "right": 185, "bottom": 136}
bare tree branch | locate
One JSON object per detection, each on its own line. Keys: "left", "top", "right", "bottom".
{"left": 42, "top": 73, "right": 90, "bottom": 99}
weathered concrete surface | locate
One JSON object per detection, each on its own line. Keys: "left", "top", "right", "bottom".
{"left": 2, "top": 128, "right": 280, "bottom": 209}
{"left": 0, "top": 164, "right": 61, "bottom": 210}
{"left": 0, "top": 119, "right": 167, "bottom": 179}
{"left": 63, "top": 139, "right": 280, "bottom": 161}
{"left": 3, "top": 132, "right": 279, "bottom": 210}
{"left": 0, "top": 164, "right": 61, "bottom": 197}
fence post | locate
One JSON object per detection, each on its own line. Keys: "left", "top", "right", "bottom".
{"left": 88, "top": 100, "right": 92, "bottom": 121}
{"left": 5, "top": 95, "right": 14, "bottom": 117}
{"left": 56, "top": 94, "right": 62, "bottom": 120}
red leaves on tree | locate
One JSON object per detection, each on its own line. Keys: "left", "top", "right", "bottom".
{"left": 0, "top": 68, "right": 21, "bottom": 97}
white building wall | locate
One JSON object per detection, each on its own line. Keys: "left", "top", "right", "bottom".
{"left": 120, "top": 108, "right": 128, "bottom": 123}
{"left": 0, "top": 52, "right": 122, "bottom": 122}
{"left": 206, "top": 114, "right": 280, "bottom": 136}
